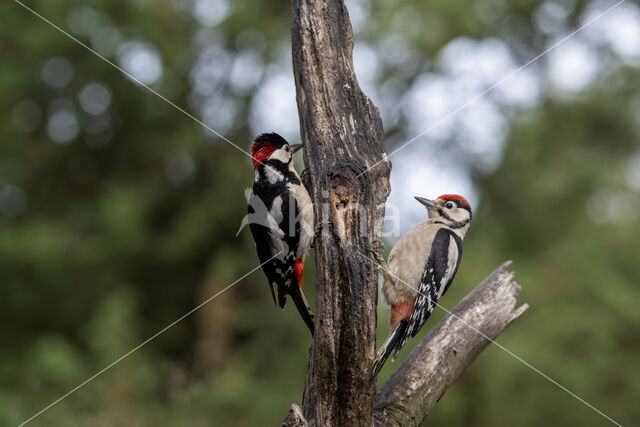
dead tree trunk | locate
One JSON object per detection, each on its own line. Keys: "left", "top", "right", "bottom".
{"left": 290, "top": 0, "right": 391, "bottom": 425}
{"left": 286, "top": 1, "right": 527, "bottom": 426}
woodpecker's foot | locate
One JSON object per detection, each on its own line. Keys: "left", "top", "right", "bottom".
{"left": 369, "top": 239, "right": 386, "bottom": 268}
{"left": 315, "top": 220, "right": 330, "bottom": 236}
{"left": 301, "top": 168, "right": 312, "bottom": 192}
{"left": 310, "top": 220, "right": 331, "bottom": 248}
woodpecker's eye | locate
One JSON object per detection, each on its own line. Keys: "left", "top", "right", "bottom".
{"left": 445, "top": 201, "right": 455, "bottom": 209}
{"left": 284, "top": 145, "right": 290, "bottom": 152}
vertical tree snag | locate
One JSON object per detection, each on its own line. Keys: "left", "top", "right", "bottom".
{"left": 287, "top": 2, "right": 528, "bottom": 426}
{"left": 291, "top": 0, "right": 391, "bottom": 425}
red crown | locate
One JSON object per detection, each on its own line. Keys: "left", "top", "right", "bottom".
{"left": 438, "top": 194, "right": 470, "bottom": 209}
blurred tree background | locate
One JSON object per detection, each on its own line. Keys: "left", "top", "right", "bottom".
{"left": 1, "top": 0, "right": 639, "bottom": 425}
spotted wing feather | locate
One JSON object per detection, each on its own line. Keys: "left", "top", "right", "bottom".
{"left": 393, "top": 228, "right": 461, "bottom": 359}
{"left": 249, "top": 186, "right": 301, "bottom": 303}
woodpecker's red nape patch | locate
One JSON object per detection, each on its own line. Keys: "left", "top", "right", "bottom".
{"left": 294, "top": 257, "right": 304, "bottom": 288}
{"left": 251, "top": 140, "right": 276, "bottom": 168}
{"left": 438, "top": 194, "right": 470, "bottom": 209}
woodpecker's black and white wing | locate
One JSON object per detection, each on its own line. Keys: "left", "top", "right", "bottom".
{"left": 248, "top": 187, "right": 299, "bottom": 298}
{"left": 248, "top": 190, "right": 282, "bottom": 304}
{"left": 373, "top": 227, "right": 464, "bottom": 376}
{"left": 248, "top": 183, "right": 315, "bottom": 334}
{"left": 394, "top": 228, "right": 463, "bottom": 358}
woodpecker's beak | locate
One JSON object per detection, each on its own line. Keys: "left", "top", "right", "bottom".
{"left": 414, "top": 196, "right": 436, "bottom": 209}
{"left": 290, "top": 144, "right": 304, "bottom": 154}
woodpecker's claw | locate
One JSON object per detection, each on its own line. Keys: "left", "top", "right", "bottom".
{"left": 301, "top": 168, "right": 312, "bottom": 192}
{"left": 311, "top": 220, "right": 331, "bottom": 248}
{"left": 314, "top": 220, "right": 330, "bottom": 236}
{"left": 369, "top": 239, "right": 386, "bottom": 267}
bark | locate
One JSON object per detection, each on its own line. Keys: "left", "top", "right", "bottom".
{"left": 283, "top": 404, "right": 308, "bottom": 427}
{"left": 287, "top": 2, "right": 527, "bottom": 426}
{"left": 290, "top": 0, "right": 391, "bottom": 425}
{"left": 373, "top": 261, "right": 528, "bottom": 426}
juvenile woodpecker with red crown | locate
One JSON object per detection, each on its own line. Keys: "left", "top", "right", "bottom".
{"left": 374, "top": 194, "right": 472, "bottom": 375}
{"left": 247, "top": 132, "right": 315, "bottom": 334}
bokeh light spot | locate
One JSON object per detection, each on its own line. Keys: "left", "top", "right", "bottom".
{"left": 41, "top": 58, "right": 74, "bottom": 89}
{"left": 0, "top": 183, "right": 28, "bottom": 217}
{"left": 117, "top": 42, "right": 163, "bottom": 86}
{"left": 193, "top": 0, "right": 230, "bottom": 27}
{"left": 164, "top": 149, "right": 197, "bottom": 187}
{"left": 79, "top": 82, "right": 112, "bottom": 115}
{"left": 47, "top": 111, "right": 79, "bottom": 144}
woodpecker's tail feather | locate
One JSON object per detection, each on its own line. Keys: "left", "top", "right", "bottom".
{"left": 277, "top": 285, "right": 287, "bottom": 309}
{"left": 373, "top": 321, "right": 407, "bottom": 378}
{"left": 289, "top": 286, "right": 315, "bottom": 336}
{"left": 267, "top": 282, "right": 278, "bottom": 307}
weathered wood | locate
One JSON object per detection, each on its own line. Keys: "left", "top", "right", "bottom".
{"left": 290, "top": 0, "right": 391, "bottom": 425}
{"left": 286, "top": 2, "right": 529, "bottom": 426}
{"left": 283, "top": 404, "right": 308, "bottom": 427}
{"left": 373, "top": 261, "right": 528, "bottom": 426}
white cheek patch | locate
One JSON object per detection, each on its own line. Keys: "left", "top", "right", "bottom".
{"left": 452, "top": 208, "right": 470, "bottom": 222}
{"left": 269, "top": 147, "right": 291, "bottom": 164}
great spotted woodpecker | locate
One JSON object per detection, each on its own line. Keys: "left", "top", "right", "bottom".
{"left": 248, "top": 132, "right": 315, "bottom": 334}
{"left": 373, "top": 194, "right": 472, "bottom": 376}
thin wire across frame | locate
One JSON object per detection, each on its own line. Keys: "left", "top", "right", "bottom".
{"left": 356, "top": 0, "right": 626, "bottom": 178}
{"left": 13, "top": 0, "right": 258, "bottom": 162}
{"left": 12, "top": 0, "right": 628, "bottom": 425}
{"left": 18, "top": 251, "right": 283, "bottom": 426}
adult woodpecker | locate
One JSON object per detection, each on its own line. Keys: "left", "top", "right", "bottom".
{"left": 247, "top": 132, "right": 315, "bottom": 334}
{"left": 373, "top": 194, "right": 472, "bottom": 376}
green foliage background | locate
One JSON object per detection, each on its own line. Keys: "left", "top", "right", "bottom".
{"left": 1, "top": 0, "right": 638, "bottom": 425}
